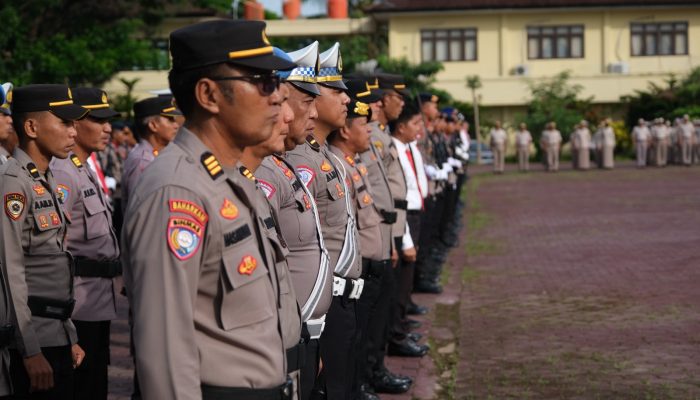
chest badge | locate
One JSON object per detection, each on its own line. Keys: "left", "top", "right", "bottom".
{"left": 32, "top": 185, "right": 45, "bottom": 195}
{"left": 363, "top": 193, "right": 372, "bottom": 205}
{"left": 220, "top": 198, "right": 239, "bottom": 220}
{"left": 320, "top": 160, "right": 332, "bottom": 172}
{"left": 4, "top": 193, "right": 25, "bottom": 220}
{"left": 238, "top": 255, "right": 258, "bottom": 275}
{"left": 303, "top": 194, "right": 312, "bottom": 210}
{"left": 56, "top": 185, "right": 70, "bottom": 205}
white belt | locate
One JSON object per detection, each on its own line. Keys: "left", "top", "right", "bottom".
{"left": 332, "top": 276, "right": 364, "bottom": 300}
{"left": 306, "top": 316, "right": 326, "bottom": 340}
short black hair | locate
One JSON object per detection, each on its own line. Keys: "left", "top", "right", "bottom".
{"left": 11, "top": 112, "right": 34, "bottom": 143}
{"left": 389, "top": 102, "right": 420, "bottom": 133}
{"left": 168, "top": 63, "right": 229, "bottom": 118}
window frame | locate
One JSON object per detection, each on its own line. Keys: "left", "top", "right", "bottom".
{"left": 421, "top": 28, "right": 478, "bottom": 62}
{"left": 526, "top": 24, "right": 585, "bottom": 60}
{"left": 630, "top": 21, "right": 688, "bottom": 57}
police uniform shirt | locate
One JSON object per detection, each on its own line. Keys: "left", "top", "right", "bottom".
{"left": 256, "top": 155, "right": 333, "bottom": 321}
{"left": 286, "top": 137, "right": 355, "bottom": 275}
{"left": 358, "top": 122, "right": 394, "bottom": 260}
{"left": 121, "top": 139, "right": 156, "bottom": 213}
{"left": 516, "top": 130, "right": 532, "bottom": 148}
{"left": 329, "top": 146, "right": 383, "bottom": 262}
{"left": 372, "top": 123, "right": 408, "bottom": 240}
{"left": 50, "top": 154, "right": 119, "bottom": 321}
{"left": 236, "top": 163, "right": 302, "bottom": 351}
{"left": 632, "top": 125, "right": 650, "bottom": 142}
{"left": 122, "top": 127, "right": 286, "bottom": 398}
{"left": 0, "top": 149, "right": 77, "bottom": 358}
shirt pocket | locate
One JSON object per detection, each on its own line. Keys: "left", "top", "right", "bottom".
{"left": 219, "top": 240, "right": 274, "bottom": 331}
{"left": 33, "top": 211, "right": 61, "bottom": 233}
{"left": 82, "top": 190, "right": 110, "bottom": 240}
{"left": 323, "top": 178, "right": 346, "bottom": 227}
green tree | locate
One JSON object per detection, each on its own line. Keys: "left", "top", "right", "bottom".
{"left": 523, "top": 71, "right": 592, "bottom": 153}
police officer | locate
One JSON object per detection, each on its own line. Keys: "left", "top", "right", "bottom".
{"left": 540, "top": 122, "right": 562, "bottom": 172}
{"left": 255, "top": 43, "right": 333, "bottom": 400}
{"left": 238, "top": 50, "right": 303, "bottom": 400}
{"left": 121, "top": 20, "right": 296, "bottom": 399}
{"left": 286, "top": 43, "right": 361, "bottom": 400}
{"left": 0, "top": 83, "right": 13, "bottom": 163}
{"left": 632, "top": 119, "right": 651, "bottom": 168}
{"left": 0, "top": 81, "right": 13, "bottom": 397}
{"left": 489, "top": 121, "right": 506, "bottom": 174}
{"left": 49, "top": 87, "right": 121, "bottom": 399}
{"left": 0, "top": 84, "right": 86, "bottom": 398}
{"left": 120, "top": 96, "right": 181, "bottom": 213}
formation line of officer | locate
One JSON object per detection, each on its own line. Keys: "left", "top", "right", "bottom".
{"left": 0, "top": 18, "right": 470, "bottom": 400}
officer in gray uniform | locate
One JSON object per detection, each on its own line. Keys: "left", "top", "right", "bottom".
{"left": 122, "top": 20, "right": 296, "bottom": 399}
{"left": 0, "top": 80, "right": 13, "bottom": 396}
{"left": 50, "top": 87, "right": 121, "bottom": 400}
{"left": 1, "top": 84, "right": 87, "bottom": 397}
{"left": 286, "top": 43, "right": 362, "bottom": 400}
{"left": 120, "top": 96, "right": 180, "bottom": 213}
{"left": 255, "top": 43, "right": 333, "bottom": 400}
{"left": 0, "top": 83, "right": 13, "bottom": 164}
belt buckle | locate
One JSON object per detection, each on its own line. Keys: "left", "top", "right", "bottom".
{"left": 349, "top": 278, "right": 364, "bottom": 299}
{"left": 332, "top": 277, "right": 346, "bottom": 297}
{"left": 282, "top": 377, "right": 293, "bottom": 400}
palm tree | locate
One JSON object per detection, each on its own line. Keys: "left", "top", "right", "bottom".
{"left": 466, "top": 75, "right": 482, "bottom": 164}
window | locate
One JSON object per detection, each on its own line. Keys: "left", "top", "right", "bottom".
{"left": 421, "top": 28, "right": 477, "bottom": 62}
{"left": 631, "top": 22, "right": 688, "bottom": 56}
{"left": 527, "top": 25, "right": 584, "bottom": 59}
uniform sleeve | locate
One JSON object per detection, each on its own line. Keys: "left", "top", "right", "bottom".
{"left": 0, "top": 176, "right": 40, "bottom": 357}
{"left": 122, "top": 186, "right": 204, "bottom": 400}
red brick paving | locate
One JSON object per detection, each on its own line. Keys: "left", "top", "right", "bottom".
{"left": 109, "top": 162, "right": 700, "bottom": 400}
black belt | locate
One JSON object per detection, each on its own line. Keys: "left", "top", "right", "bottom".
{"left": 393, "top": 199, "right": 408, "bottom": 210}
{"left": 361, "top": 258, "right": 387, "bottom": 279}
{"left": 28, "top": 296, "right": 75, "bottom": 321}
{"left": 380, "top": 210, "right": 397, "bottom": 224}
{"left": 0, "top": 325, "right": 13, "bottom": 347}
{"left": 407, "top": 210, "right": 421, "bottom": 216}
{"left": 74, "top": 258, "right": 122, "bottom": 278}
{"left": 202, "top": 377, "right": 293, "bottom": 400}
{"left": 394, "top": 237, "right": 403, "bottom": 251}
{"left": 286, "top": 341, "right": 307, "bottom": 373}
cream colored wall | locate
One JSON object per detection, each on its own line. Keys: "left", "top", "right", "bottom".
{"left": 102, "top": 71, "right": 170, "bottom": 101}
{"left": 388, "top": 6, "right": 700, "bottom": 106}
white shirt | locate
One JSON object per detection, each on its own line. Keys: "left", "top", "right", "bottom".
{"left": 595, "top": 127, "right": 616, "bottom": 147}
{"left": 679, "top": 122, "right": 694, "bottom": 139}
{"left": 515, "top": 130, "right": 532, "bottom": 147}
{"left": 393, "top": 138, "right": 424, "bottom": 250}
{"left": 652, "top": 125, "right": 668, "bottom": 139}
{"left": 458, "top": 129, "right": 470, "bottom": 161}
{"left": 576, "top": 128, "right": 591, "bottom": 149}
{"left": 541, "top": 129, "right": 562, "bottom": 146}
{"left": 490, "top": 128, "right": 507, "bottom": 145}
{"left": 410, "top": 141, "right": 429, "bottom": 200}
{"left": 632, "top": 125, "right": 650, "bottom": 142}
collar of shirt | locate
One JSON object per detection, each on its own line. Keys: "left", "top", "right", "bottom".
{"left": 392, "top": 138, "right": 422, "bottom": 210}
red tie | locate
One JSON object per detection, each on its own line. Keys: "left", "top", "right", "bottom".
{"left": 405, "top": 148, "right": 424, "bottom": 210}
{"left": 90, "top": 153, "right": 109, "bottom": 195}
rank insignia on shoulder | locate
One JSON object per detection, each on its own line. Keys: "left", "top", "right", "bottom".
{"left": 4, "top": 193, "right": 25, "bottom": 220}
{"left": 167, "top": 217, "right": 203, "bottom": 261}
{"left": 306, "top": 135, "right": 320, "bottom": 151}
{"left": 32, "top": 185, "right": 45, "bottom": 196}
{"left": 220, "top": 198, "right": 239, "bottom": 220}
{"left": 320, "top": 160, "right": 332, "bottom": 172}
{"left": 201, "top": 152, "right": 223, "bottom": 180}
{"left": 257, "top": 179, "right": 276, "bottom": 199}
{"left": 169, "top": 199, "right": 208, "bottom": 225}
{"left": 373, "top": 141, "right": 383, "bottom": 151}
{"left": 296, "top": 166, "right": 315, "bottom": 188}
{"left": 26, "top": 163, "right": 40, "bottom": 179}
{"left": 56, "top": 185, "right": 70, "bottom": 205}
{"left": 238, "top": 255, "right": 257, "bottom": 275}
{"left": 70, "top": 155, "right": 82, "bottom": 168}
{"left": 239, "top": 166, "right": 255, "bottom": 182}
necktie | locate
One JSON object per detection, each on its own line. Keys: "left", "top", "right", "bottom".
{"left": 405, "top": 148, "right": 424, "bottom": 210}
{"left": 89, "top": 152, "right": 109, "bottom": 195}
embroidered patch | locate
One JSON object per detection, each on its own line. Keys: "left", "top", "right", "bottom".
{"left": 220, "top": 198, "right": 239, "bottom": 220}
{"left": 224, "top": 224, "right": 252, "bottom": 247}
{"left": 359, "top": 165, "right": 368, "bottom": 176}
{"left": 56, "top": 185, "right": 70, "bottom": 205}
{"left": 4, "top": 193, "right": 25, "bottom": 220}
{"left": 167, "top": 217, "right": 203, "bottom": 261}
{"left": 335, "top": 183, "right": 344, "bottom": 198}
{"left": 32, "top": 185, "right": 45, "bottom": 195}
{"left": 373, "top": 140, "right": 384, "bottom": 150}
{"left": 345, "top": 155, "right": 355, "bottom": 166}
{"left": 238, "top": 255, "right": 258, "bottom": 275}
{"left": 303, "top": 194, "right": 312, "bottom": 210}
{"left": 352, "top": 172, "right": 361, "bottom": 183}
{"left": 363, "top": 193, "right": 372, "bottom": 204}
{"left": 320, "top": 160, "right": 332, "bottom": 172}
{"left": 257, "top": 179, "right": 276, "bottom": 199}
{"left": 49, "top": 212, "right": 60, "bottom": 226}
{"left": 38, "top": 215, "right": 49, "bottom": 229}
{"left": 296, "top": 166, "right": 315, "bottom": 188}
{"left": 283, "top": 168, "right": 294, "bottom": 179}
{"left": 169, "top": 199, "right": 208, "bottom": 225}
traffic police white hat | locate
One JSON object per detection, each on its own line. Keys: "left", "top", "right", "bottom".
{"left": 317, "top": 42, "right": 347, "bottom": 91}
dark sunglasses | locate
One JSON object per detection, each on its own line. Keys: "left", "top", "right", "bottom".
{"left": 210, "top": 74, "right": 281, "bottom": 96}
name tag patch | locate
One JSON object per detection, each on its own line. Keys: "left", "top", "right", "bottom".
{"left": 224, "top": 224, "right": 251, "bottom": 247}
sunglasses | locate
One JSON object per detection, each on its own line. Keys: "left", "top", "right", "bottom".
{"left": 210, "top": 74, "right": 281, "bottom": 96}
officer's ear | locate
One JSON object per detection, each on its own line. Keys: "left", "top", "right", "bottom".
{"left": 22, "top": 113, "right": 41, "bottom": 140}
{"left": 194, "top": 78, "right": 225, "bottom": 115}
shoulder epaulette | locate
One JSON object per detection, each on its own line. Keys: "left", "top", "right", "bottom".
{"left": 239, "top": 166, "right": 256, "bottom": 182}
{"left": 201, "top": 152, "right": 223, "bottom": 180}
{"left": 306, "top": 135, "right": 320, "bottom": 151}
{"left": 26, "top": 163, "right": 40, "bottom": 179}
{"left": 70, "top": 155, "right": 82, "bottom": 169}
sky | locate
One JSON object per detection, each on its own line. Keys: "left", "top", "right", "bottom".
{"left": 256, "top": 0, "right": 327, "bottom": 16}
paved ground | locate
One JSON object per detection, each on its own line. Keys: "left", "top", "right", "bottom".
{"left": 108, "top": 162, "right": 700, "bottom": 400}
